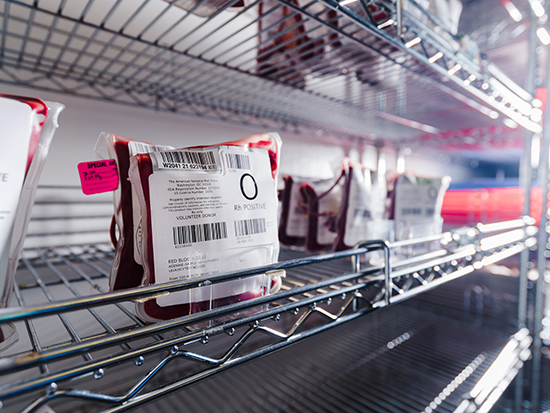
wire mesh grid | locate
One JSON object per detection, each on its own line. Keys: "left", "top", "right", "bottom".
{"left": 0, "top": 244, "right": 378, "bottom": 411}
{"left": 0, "top": 0, "right": 538, "bottom": 140}
{"left": 138, "top": 306, "right": 522, "bottom": 413}
{"left": 15, "top": 300, "right": 525, "bottom": 413}
{"left": 0, "top": 218, "right": 536, "bottom": 411}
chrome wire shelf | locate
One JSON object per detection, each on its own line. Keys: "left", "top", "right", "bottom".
{"left": 0, "top": 0, "right": 540, "bottom": 141}
{"left": 0, "top": 218, "right": 536, "bottom": 412}
{"left": 129, "top": 307, "right": 529, "bottom": 413}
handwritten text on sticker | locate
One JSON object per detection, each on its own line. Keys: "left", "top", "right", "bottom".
{"left": 78, "top": 159, "right": 118, "bottom": 195}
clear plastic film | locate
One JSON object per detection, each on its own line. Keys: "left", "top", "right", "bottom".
{"left": 334, "top": 158, "right": 389, "bottom": 251}
{"left": 94, "top": 133, "right": 174, "bottom": 291}
{"left": 392, "top": 174, "right": 451, "bottom": 240}
{"left": 388, "top": 173, "right": 451, "bottom": 259}
{"left": 128, "top": 133, "right": 283, "bottom": 322}
{"left": 0, "top": 99, "right": 63, "bottom": 351}
{"left": 0, "top": 100, "right": 64, "bottom": 308}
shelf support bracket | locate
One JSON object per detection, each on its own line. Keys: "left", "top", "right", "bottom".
{"left": 352, "top": 240, "right": 391, "bottom": 305}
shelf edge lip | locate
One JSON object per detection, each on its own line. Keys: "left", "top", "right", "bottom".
{"left": 0, "top": 239, "right": 530, "bottom": 401}
{"left": 0, "top": 279, "right": 372, "bottom": 385}
{"left": 0, "top": 238, "right": 530, "bottom": 379}
{"left": 0, "top": 244, "right": 383, "bottom": 323}
{"left": 2, "top": 220, "right": 532, "bottom": 323}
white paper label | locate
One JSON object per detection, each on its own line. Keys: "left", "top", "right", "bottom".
{"left": 0, "top": 98, "right": 34, "bottom": 260}
{"left": 151, "top": 148, "right": 222, "bottom": 172}
{"left": 148, "top": 146, "right": 278, "bottom": 306}
{"left": 128, "top": 141, "right": 174, "bottom": 157}
{"left": 128, "top": 141, "right": 175, "bottom": 264}
{"left": 394, "top": 175, "right": 449, "bottom": 239}
{"left": 343, "top": 168, "right": 387, "bottom": 246}
{"left": 286, "top": 181, "right": 308, "bottom": 237}
{"left": 395, "top": 176, "right": 442, "bottom": 223}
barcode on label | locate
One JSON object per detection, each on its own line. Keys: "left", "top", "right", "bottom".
{"left": 354, "top": 208, "right": 371, "bottom": 219}
{"left": 401, "top": 208, "right": 422, "bottom": 216}
{"left": 159, "top": 151, "right": 217, "bottom": 168}
{"left": 128, "top": 142, "right": 174, "bottom": 156}
{"left": 172, "top": 222, "right": 228, "bottom": 245}
{"left": 234, "top": 218, "right": 266, "bottom": 237}
{"left": 225, "top": 153, "right": 250, "bottom": 170}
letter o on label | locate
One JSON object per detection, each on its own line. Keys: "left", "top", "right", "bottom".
{"left": 240, "top": 173, "right": 258, "bottom": 200}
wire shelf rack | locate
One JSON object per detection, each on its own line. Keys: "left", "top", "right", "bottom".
{"left": 0, "top": 218, "right": 537, "bottom": 412}
{"left": 0, "top": 0, "right": 540, "bottom": 141}
{"left": 115, "top": 306, "right": 529, "bottom": 413}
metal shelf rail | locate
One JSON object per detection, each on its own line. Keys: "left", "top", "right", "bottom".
{"left": 131, "top": 306, "right": 530, "bottom": 413}
{"left": 454, "top": 328, "right": 532, "bottom": 413}
{"left": 0, "top": 218, "right": 537, "bottom": 412}
{"left": 0, "top": 0, "right": 540, "bottom": 139}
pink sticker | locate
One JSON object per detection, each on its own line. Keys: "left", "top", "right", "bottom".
{"left": 78, "top": 159, "right": 119, "bottom": 195}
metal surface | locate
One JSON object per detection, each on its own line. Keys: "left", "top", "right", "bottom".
{"left": 396, "top": 0, "right": 403, "bottom": 38}
{"left": 519, "top": 135, "right": 533, "bottom": 331}
{"left": 0, "top": 0, "right": 540, "bottom": 140}
{"left": 352, "top": 239, "right": 390, "bottom": 304}
{"left": 0, "top": 219, "right": 535, "bottom": 411}
{"left": 516, "top": 7, "right": 538, "bottom": 409}
{"left": 531, "top": 31, "right": 550, "bottom": 412}
{"left": 86, "top": 303, "right": 524, "bottom": 413}
{"left": 455, "top": 328, "right": 532, "bottom": 413}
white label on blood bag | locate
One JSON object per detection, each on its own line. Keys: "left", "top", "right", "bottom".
{"left": 0, "top": 98, "right": 34, "bottom": 260}
{"left": 148, "top": 146, "right": 278, "bottom": 306}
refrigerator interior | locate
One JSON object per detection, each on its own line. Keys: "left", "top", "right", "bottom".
{"left": 0, "top": 0, "right": 549, "bottom": 411}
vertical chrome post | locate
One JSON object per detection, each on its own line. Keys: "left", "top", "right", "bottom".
{"left": 517, "top": 11, "right": 538, "bottom": 412}
{"left": 396, "top": 0, "right": 403, "bottom": 38}
{"left": 519, "top": 19, "right": 538, "bottom": 328}
{"left": 517, "top": 137, "right": 533, "bottom": 413}
{"left": 382, "top": 241, "right": 391, "bottom": 304}
{"left": 531, "top": 44, "right": 550, "bottom": 413}
{"left": 518, "top": 135, "right": 533, "bottom": 330}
